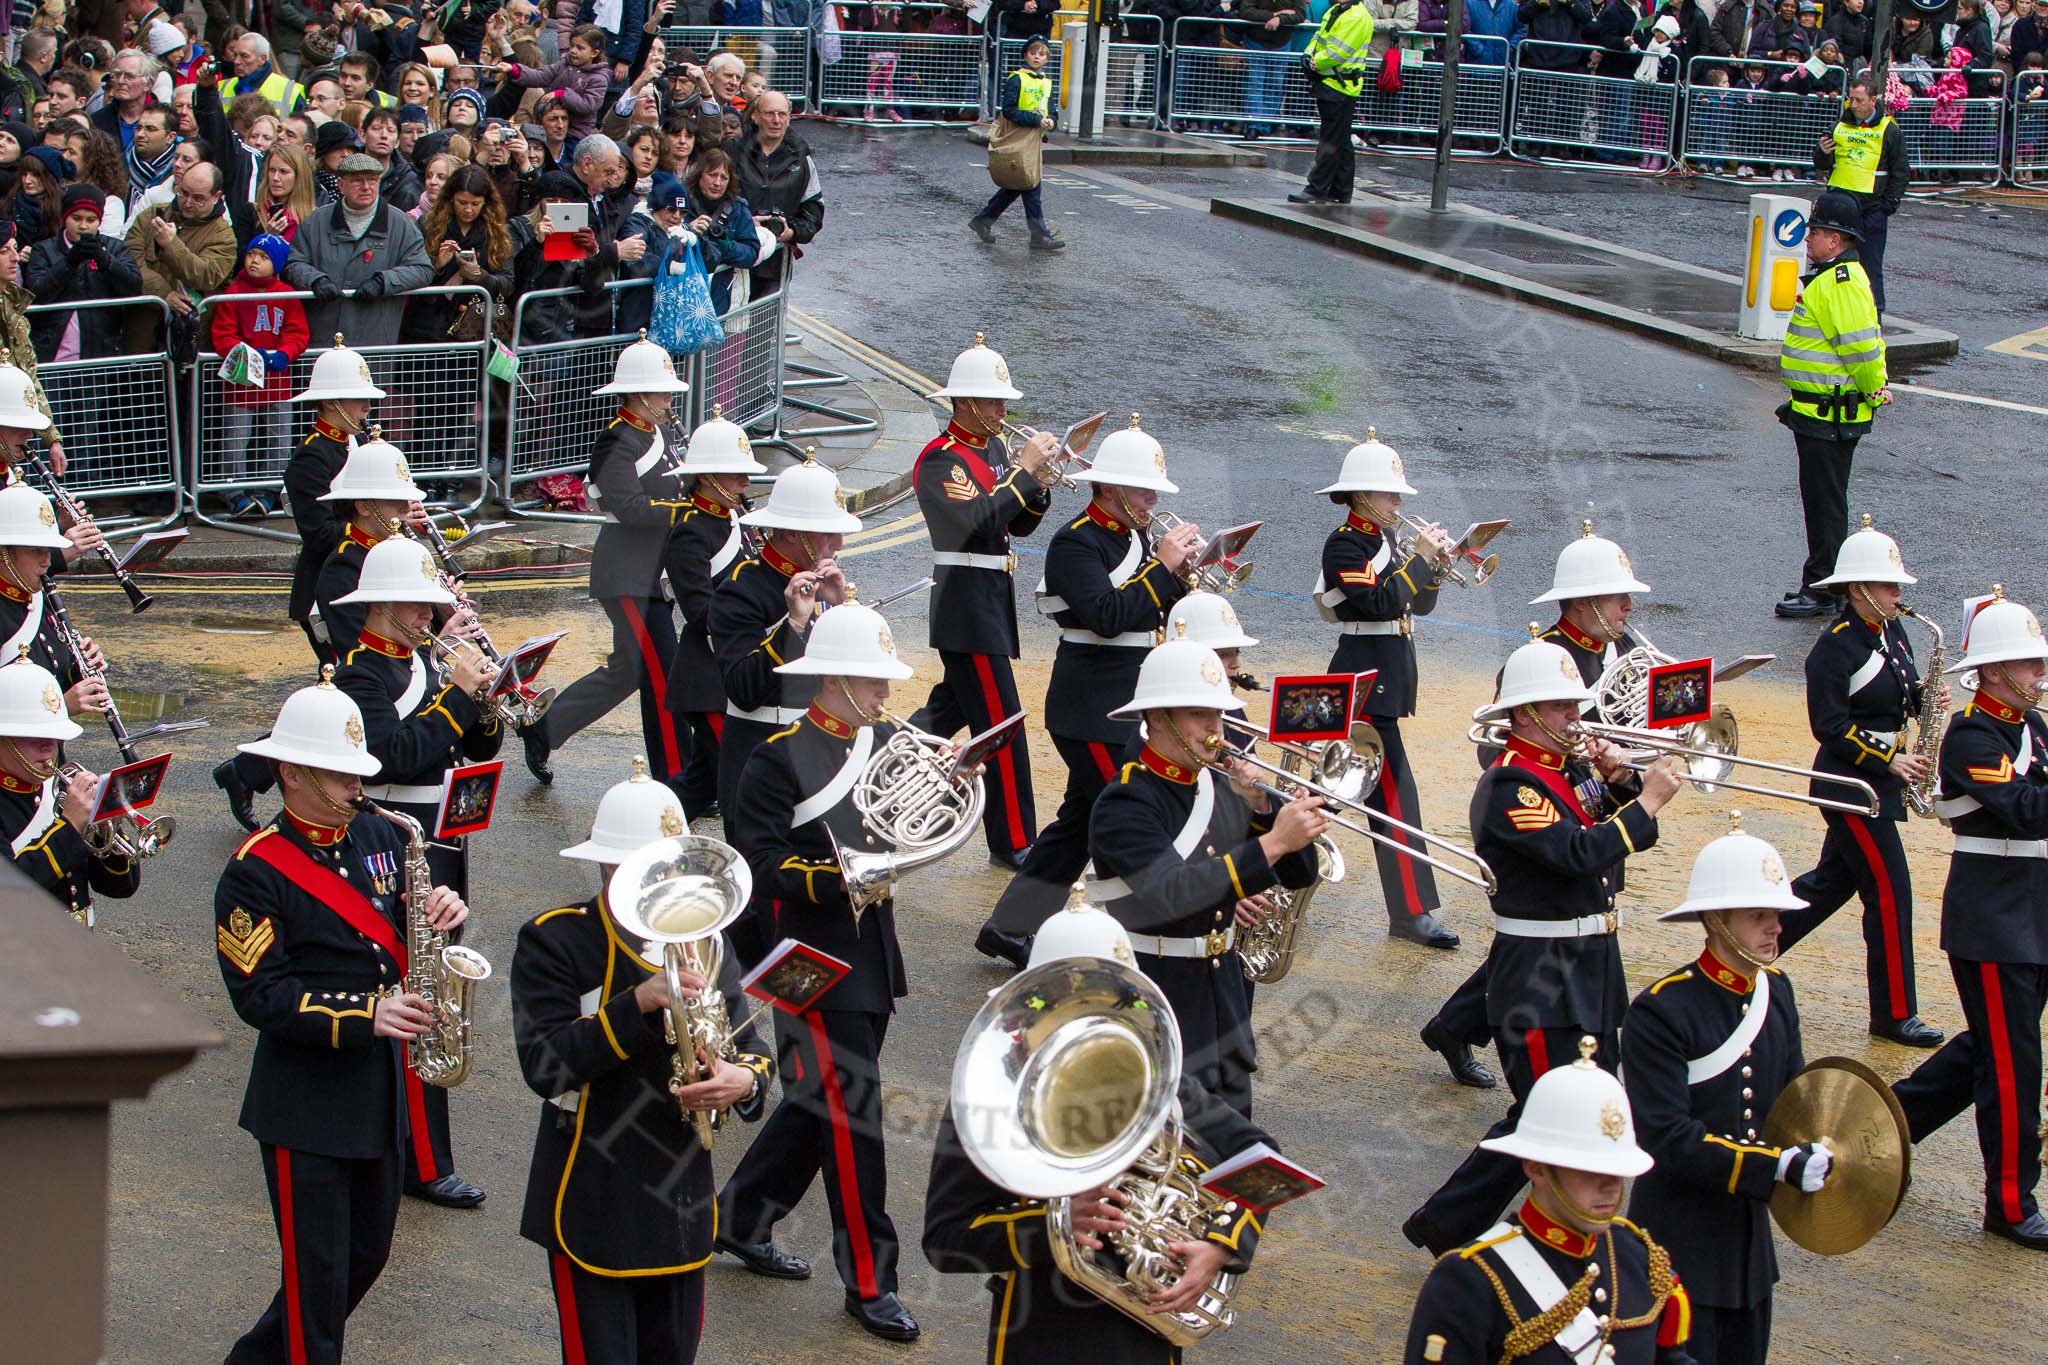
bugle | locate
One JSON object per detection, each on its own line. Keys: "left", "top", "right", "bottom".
{"left": 1392, "top": 511, "right": 1501, "bottom": 589}
{"left": 1150, "top": 511, "right": 1253, "bottom": 595}
{"left": 1199, "top": 736, "right": 1498, "bottom": 895}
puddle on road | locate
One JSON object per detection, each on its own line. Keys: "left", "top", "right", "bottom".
{"left": 192, "top": 614, "right": 288, "bottom": 636}
{"left": 108, "top": 687, "right": 190, "bottom": 721}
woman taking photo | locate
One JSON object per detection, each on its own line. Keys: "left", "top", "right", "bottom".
{"left": 256, "top": 144, "right": 315, "bottom": 243}
{"left": 405, "top": 164, "right": 515, "bottom": 344}
{"left": 683, "top": 148, "right": 760, "bottom": 315}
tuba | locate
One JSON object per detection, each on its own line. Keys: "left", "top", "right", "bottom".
{"left": 366, "top": 801, "right": 491, "bottom": 1087}
{"left": 951, "top": 952, "right": 1241, "bottom": 1346}
{"left": 830, "top": 713, "right": 987, "bottom": 917}
{"left": 607, "top": 835, "right": 755, "bottom": 1150}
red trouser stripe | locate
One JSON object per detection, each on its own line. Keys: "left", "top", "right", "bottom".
{"left": 403, "top": 1064, "right": 438, "bottom": 1183}
{"left": 1526, "top": 1030, "right": 1552, "bottom": 1082}
{"left": 1844, "top": 815, "right": 1909, "bottom": 1020}
{"left": 1377, "top": 751, "right": 1428, "bottom": 918}
{"left": 704, "top": 711, "right": 724, "bottom": 743}
{"left": 619, "top": 598, "right": 682, "bottom": 776}
{"left": 276, "top": 1147, "right": 308, "bottom": 1365}
{"left": 970, "top": 653, "right": 1027, "bottom": 850}
{"left": 805, "top": 1011, "right": 880, "bottom": 1299}
{"left": 550, "top": 1251, "right": 589, "bottom": 1365}
{"left": 1979, "top": 963, "right": 2025, "bottom": 1224}
{"left": 1086, "top": 742, "right": 1116, "bottom": 783}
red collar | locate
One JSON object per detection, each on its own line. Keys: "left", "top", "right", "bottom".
{"left": 1085, "top": 502, "right": 1128, "bottom": 535}
{"left": 312, "top": 419, "right": 352, "bottom": 443}
{"left": 1346, "top": 510, "right": 1382, "bottom": 535}
{"left": 1138, "top": 745, "right": 1199, "bottom": 785}
{"left": 0, "top": 770, "right": 40, "bottom": 793}
{"left": 1553, "top": 615, "right": 1603, "bottom": 653}
{"left": 690, "top": 492, "right": 732, "bottom": 518}
{"left": 1499, "top": 736, "right": 1592, "bottom": 825}
{"left": 1698, "top": 947, "right": 1753, "bottom": 995}
{"left": 343, "top": 522, "right": 379, "bottom": 550}
{"left": 760, "top": 539, "right": 802, "bottom": 579}
{"left": 1501, "top": 733, "right": 1568, "bottom": 771}
{"left": 613, "top": 405, "right": 654, "bottom": 432}
{"left": 284, "top": 808, "right": 349, "bottom": 847}
{"left": 1517, "top": 1199, "right": 1598, "bottom": 1259}
{"left": 1972, "top": 691, "right": 2026, "bottom": 724}
{"left": 356, "top": 628, "right": 413, "bottom": 660}
{"left": 942, "top": 420, "right": 989, "bottom": 449}
{"left": 1852, "top": 610, "right": 1885, "bottom": 636}
{"left": 806, "top": 703, "right": 854, "bottom": 739}
{"left": 0, "top": 577, "right": 30, "bottom": 605}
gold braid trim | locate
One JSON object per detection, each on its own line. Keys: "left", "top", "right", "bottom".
{"left": 1606, "top": 1227, "right": 1675, "bottom": 1332}
{"left": 1497, "top": 1260, "right": 1601, "bottom": 1364}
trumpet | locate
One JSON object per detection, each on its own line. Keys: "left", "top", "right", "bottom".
{"left": 999, "top": 410, "right": 1108, "bottom": 492}
{"left": 1198, "top": 733, "right": 1498, "bottom": 894}
{"left": 429, "top": 633, "right": 513, "bottom": 728}
{"left": 1392, "top": 511, "right": 1499, "bottom": 589}
{"left": 1465, "top": 714, "right": 1881, "bottom": 818}
{"left": 1149, "top": 511, "right": 1253, "bottom": 595}
{"left": 408, "top": 515, "right": 555, "bottom": 728}
{"left": 829, "top": 710, "right": 987, "bottom": 917}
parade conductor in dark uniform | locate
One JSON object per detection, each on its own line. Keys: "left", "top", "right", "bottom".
{"left": 216, "top": 673, "right": 471, "bottom": 1365}
{"left": 977, "top": 416, "right": 1197, "bottom": 962}
{"left": 912, "top": 334, "right": 1057, "bottom": 871}
{"left": 1893, "top": 588, "right": 2048, "bottom": 1252}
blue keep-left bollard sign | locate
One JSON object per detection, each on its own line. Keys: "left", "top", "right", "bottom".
{"left": 1773, "top": 207, "right": 1807, "bottom": 248}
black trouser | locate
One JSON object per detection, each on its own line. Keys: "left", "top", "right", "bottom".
{"left": 382, "top": 794, "right": 471, "bottom": 1185}
{"left": 1684, "top": 1298, "right": 1773, "bottom": 1365}
{"left": 984, "top": 733, "right": 1122, "bottom": 936}
{"left": 1792, "top": 428, "right": 1858, "bottom": 593}
{"left": 914, "top": 650, "right": 1035, "bottom": 859}
{"left": 1305, "top": 83, "right": 1357, "bottom": 201}
{"left": 226, "top": 1142, "right": 403, "bottom": 1365}
{"left": 720, "top": 1007, "right": 899, "bottom": 1301}
{"left": 1430, "top": 963, "right": 1492, "bottom": 1049}
{"left": 675, "top": 709, "right": 722, "bottom": 823}
{"left": 1860, "top": 204, "right": 1889, "bottom": 315}
{"left": 1410, "top": 1023, "right": 1619, "bottom": 1254}
{"left": 1783, "top": 809, "right": 1917, "bottom": 1022}
{"left": 1363, "top": 718, "right": 1440, "bottom": 925}
{"left": 546, "top": 1252, "right": 704, "bottom": 1365}
{"left": 1893, "top": 957, "right": 2046, "bottom": 1226}
{"left": 976, "top": 185, "right": 1050, "bottom": 234}
{"left": 545, "top": 596, "right": 685, "bottom": 785}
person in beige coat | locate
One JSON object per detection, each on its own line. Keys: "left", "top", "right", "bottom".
{"left": 123, "top": 162, "right": 238, "bottom": 351}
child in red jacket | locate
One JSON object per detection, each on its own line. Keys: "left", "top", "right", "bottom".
{"left": 209, "top": 233, "right": 308, "bottom": 519}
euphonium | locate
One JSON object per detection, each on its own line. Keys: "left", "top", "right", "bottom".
{"left": 606, "top": 835, "right": 755, "bottom": 1149}
{"left": 1897, "top": 604, "right": 1947, "bottom": 819}
{"left": 831, "top": 712, "right": 987, "bottom": 917}
{"left": 368, "top": 801, "right": 491, "bottom": 1087}
{"left": 951, "top": 951, "right": 1241, "bottom": 1346}
{"left": 1237, "top": 833, "right": 1343, "bottom": 985}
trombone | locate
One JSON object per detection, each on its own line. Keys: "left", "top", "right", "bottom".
{"left": 1198, "top": 735, "right": 1498, "bottom": 894}
{"left": 1392, "top": 511, "right": 1502, "bottom": 589}
{"left": 1465, "top": 714, "right": 1881, "bottom": 818}
{"left": 1219, "top": 715, "right": 1382, "bottom": 803}
{"left": 1150, "top": 511, "right": 1254, "bottom": 595}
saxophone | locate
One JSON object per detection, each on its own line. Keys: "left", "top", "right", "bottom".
{"left": 1897, "top": 605, "right": 1947, "bottom": 819}
{"left": 368, "top": 801, "right": 492, "bottom": 1087}
{"left": 1238, "top": 834, "right": 1343, "bottom": 985}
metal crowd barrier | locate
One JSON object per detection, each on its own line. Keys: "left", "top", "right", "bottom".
{"left": 21, "top": 296, "right": 180, "bottom": 535}
{"left": 816, "top": 3, "right": 985, "bottom": 122}
{"left": 1165, "top": 18, "right": 1319, "bottom": 137}
{"left": 2012, "top": 82, "right": 2048, "bottom": 185}
{"left": 1679, "top": 56, "right": 1844, "bottom": 178}
{"left": 1355, "top": 34, "right": 1510, "bottom": 155}
{"left": 1508, "top": 40, "right": 1678, "bottom": 171}
{"left": 1107, "top": 14, "right": 1166, "bottom": 125}
{"left": 701, "top": 288, "right": 788, "bottom": 436}
{"left": 656, "top": 24, "right": 814, "bottom": 110}
{"left": 1894, "top": 92, "right": 2005, "bottom": 185}
{"left": 187, "top": 286, "right": 494, "bottom": 539}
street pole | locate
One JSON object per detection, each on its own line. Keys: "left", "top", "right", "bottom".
{"left": 1429, "top": 0, "right": 1466, "bottom": 213}
{"left": 1079, "top": 0, "right": 1105, "bottom": 141}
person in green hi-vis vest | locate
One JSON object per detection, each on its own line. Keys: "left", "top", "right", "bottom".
{"left": 1812, "top": 73, "right": 1909, "bottom": 316}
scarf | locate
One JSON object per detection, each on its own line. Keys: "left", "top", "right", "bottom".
{"left": 126, "top": 134, "right": 181, "bottom": 197}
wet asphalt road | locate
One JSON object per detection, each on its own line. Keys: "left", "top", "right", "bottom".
{"left": 88, "top": 126, "right": 2048, "bottom": 1362}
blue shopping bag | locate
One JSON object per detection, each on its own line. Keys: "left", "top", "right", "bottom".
{"left": 649, "top": 235, "right": 726, "bottom": 356}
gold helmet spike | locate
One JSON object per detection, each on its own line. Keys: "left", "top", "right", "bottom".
{"left": 319, "top": 663, "right": 337, "bottom": 687}
{"left": 1581, "top": 519, "right": 1595, "bottom": 538}
{"left": 1366, "top": 425, "right": 1377, "bottom": 441}
{"left": 802, "top": 445, "right": 818, "bottom": 465}
{"left": 12, "top": 642, "right": 27, "bottom": 662}
{"left": 638, "top": 328, "right": 649, "bottom": 342}
{"left": 1129, "top": 412, "right": 1141, "bottom": 429}
{"left": 1728, "top": 808, "right": 1744, "bottom": 833}
{"left": 1174, "top": 620, "right": 1188, "bottom": 639}
{"left": 1994, "top": 583, "right": 2006, "bottom": 600}
{"left": 711, "top": 403, "right": 723, "bottom": 419}
{"left": 846, "top": 583, "right": 859, "bottom": 601}
{"left": 1859, "top": 512, "right": 1873, "bottom": 530}
{"left": 368, "top": 423, "right": 382, "bottom": 441}
{"left": 630, "top": 755, "right": 649, "bottom": 780}
{"left": 974, "top": 331, "right": 985, "bottom": 347}
{"left": 1575, "top": 1035, "right": 1599, "bottom": 1068}
{"left": 1528, "top": 621, "right": 1542, "bottom": 639}
{"left": 333, "top": 333, "right": 346, "bottom": 348}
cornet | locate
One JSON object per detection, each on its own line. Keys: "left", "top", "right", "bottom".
{"left": 1000, "top": 410, "right": 1109, "bottom": 492}
{"left": 1150, "top": 511, "right": 1254, "bottom": 595}
{"left": 1392, "top": 511, "right": 1502, "bottom": 588}
{"left": 62, "top": 763, "right": 173, "bottom": 861}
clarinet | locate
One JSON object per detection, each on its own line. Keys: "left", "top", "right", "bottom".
{"left": 23, "top": 451, "right": 152, "bottom": 613}
{"left": 43, "top": 572, "right": 136, "bottom": 764}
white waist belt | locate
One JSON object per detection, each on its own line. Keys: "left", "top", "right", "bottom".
{"left": 364, "top": 783, "right": 443, "bottom": 805}
{"left": 1131, "top": 927, "right": 1236, "bottom": 959}
{"left": 1954, "top": 835, "right": 2048, "bottom": 859}
{"left": 1494, "top": 909, "right": 1622, "bottom": 938}
{"left": 1338, "top": 619, "right": 1405, "bottom": 636}
{"left": 727, "top": 702, "right": 805, "bottom": 725}
{"left": 1060, "top": 628, "right": 1154, "bottom": 648}
{"left": 933, "top": 551, "right": 1011, "bottom": 570}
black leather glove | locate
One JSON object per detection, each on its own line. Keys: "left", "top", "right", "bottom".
{"left": 353, "top": 272, "right": 386, "bottom": 300}
{"left": 310, "top": 276, "right": 342, "bottom": 303}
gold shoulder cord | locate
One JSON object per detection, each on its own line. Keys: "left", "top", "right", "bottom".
{"left": 1605, "top": 1230, "right": 1675, "bottom": 1332}
{"left": 1474, "top": 1227, "right": 1673, "bottom": 1365}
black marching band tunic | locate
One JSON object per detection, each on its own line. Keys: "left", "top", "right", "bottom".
{"left": 662, "top": 490, "right": 748, "bottom": 821}
{"left": 285, "top": 420, "right": 354, "bottom": 661}
{"left": 1, "top": 767, "right": 138, "bottom": 926}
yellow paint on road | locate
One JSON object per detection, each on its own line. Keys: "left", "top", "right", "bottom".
{"left": 1986, "top": 323, "right": 2048, "bottom": 362}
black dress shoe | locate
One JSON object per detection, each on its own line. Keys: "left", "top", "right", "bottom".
{"left": 715, "top": 1234, "right": 811, "bottom": 1279}
{"left": 844, "top": 1292, "right": 920, "bottom": 1342}
{"left": 212, "top": 759, "right": 259, "bottom": 833}
{"left": 1870, "top": 1015, "right": 1945, "bottom": 1048}
{"left": 1775, "top": 590, "right": 1828, "bottom": 619}
{"left": 522, "top": 725, "right": 554, "bottom": 784}
{"left": 988, "top": 846, "right": 1031, "bottom": 874}
{"left": 1420, "top": 1020, "right": 1497, "bottom": 1089}
{"left": 1986, "top": 1211, "right": 2048, "bottom": 1251}
{"left": 405, "top": 1175, "right": 485, "bottom": 1208}
{"left": 1390, "top": 912, "right": 1461, "bottom": 949}
{"left": 1286, "top": 190, "right": 1329, "bottom": 204}
{"left": 975, "top": 925, "right": 1032, "bottom": 969}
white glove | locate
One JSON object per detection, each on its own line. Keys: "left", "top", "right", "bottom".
{"left": 1776, "top": 1140, "right": 1833, "bottom": 1193}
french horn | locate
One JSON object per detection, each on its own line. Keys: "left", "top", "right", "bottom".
{"left": 829, "top": 713, "right": 987, "bottom": 917}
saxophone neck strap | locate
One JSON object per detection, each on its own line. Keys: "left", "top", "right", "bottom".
{"left": 245, "top": 832, "right": 408, "bottom": 971}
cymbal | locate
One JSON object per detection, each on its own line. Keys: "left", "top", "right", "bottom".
{"left": 1763, "top": 1056, "right": 1912, "bottom": 1256}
